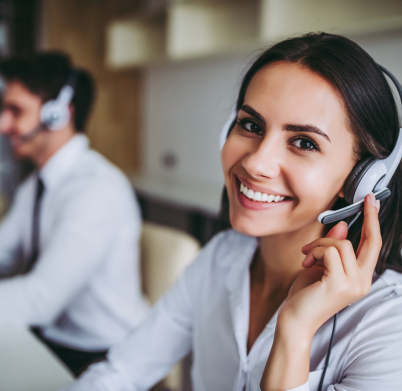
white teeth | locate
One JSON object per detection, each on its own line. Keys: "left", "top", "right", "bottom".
{"left": 253, "top": 192, "right": 261, "bottom": 201}
{"left": 239, "top": 182, "right": 287, "bottom": 203}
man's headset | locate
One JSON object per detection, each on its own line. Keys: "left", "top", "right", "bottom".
{"left": 19, "top": 70, "right": 78, "bottom": 143}
{"left": 219, "top": 65, "right": 402, "bottom": 225}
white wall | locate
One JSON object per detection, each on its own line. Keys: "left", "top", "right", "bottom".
{"left": 143, "top": 30, "right": 402, "bottom": 189}
{"left": 143, "top": 53, "right": 252, "bottom": 187}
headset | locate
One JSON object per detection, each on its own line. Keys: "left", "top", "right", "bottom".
{"left": 18, "top": 70, "right": 78, "bottom": 143}
{"left": 220, "top": 65, "right": 402, "bottom": 390}
{"left": 219, "top": 65, "right": 402, "bottom": 226}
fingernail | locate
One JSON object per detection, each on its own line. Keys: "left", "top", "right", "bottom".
{"left": 376, "top": 199, "right": 380, "bottom": 213}
{"left": 368, "top": 192, "right": 376, "bottom": 206}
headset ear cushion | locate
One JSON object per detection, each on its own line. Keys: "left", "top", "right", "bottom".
{"left": 40, "top": 99, "right": 70, "bottom": 131}
{"left": 344, "top": 157, "right": 377, "bottom": 204}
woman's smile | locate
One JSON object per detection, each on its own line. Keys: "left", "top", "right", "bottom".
{"left": 235, "top": 175, "right": 293, "bottom": 211}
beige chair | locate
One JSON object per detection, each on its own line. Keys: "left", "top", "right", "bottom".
{"left": 141, "top": 222, "right": 200, "bottom": 391}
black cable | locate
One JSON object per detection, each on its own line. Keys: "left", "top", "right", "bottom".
{"left": 317, "top": 211, "right": 362, "bottom": 390}
{"left": 318, "top": 312, "right": 338, "bottom": 391}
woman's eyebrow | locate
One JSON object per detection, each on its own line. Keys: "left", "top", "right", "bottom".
{"left": 284, "top": 124, "right": 331, "bottom": 142}
{"left": 239, "top": 105, "right": 331, "bottom": 142}
{"left": 239, "top": 105, "right": 266, "bottom": 125}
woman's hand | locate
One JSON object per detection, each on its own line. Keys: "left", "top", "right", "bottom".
{"left": 280, "top": 193, "right": 381, "bottom": 334}
{"left": 260, "top": 193, "right": 382, "bottom": 390}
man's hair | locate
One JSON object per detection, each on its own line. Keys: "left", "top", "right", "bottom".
{"left": 0, "top": 51, "right": 95, "bottom": 132}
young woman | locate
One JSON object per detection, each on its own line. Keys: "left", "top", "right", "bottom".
{"left": 66, "top": 33, "right": 402, "bottom": 391}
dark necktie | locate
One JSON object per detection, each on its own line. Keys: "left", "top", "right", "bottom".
{"left": 26, "top": 177, "right": 45, "bottom": 273}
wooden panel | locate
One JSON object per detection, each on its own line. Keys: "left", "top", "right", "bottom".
{"left": 261, "top": 0, "right": 402, "bottom": 41}
{"left": 41, "top": 0, "right": 143, "bottom": 173}
{"left": 167, "top": 1, "right": 259, "bottom": 60}
{"left": 107, "top": 15, "right": 166, "bottom": 68}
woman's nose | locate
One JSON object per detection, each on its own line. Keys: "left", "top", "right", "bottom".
{"left": 242, "top": 137, "right": 282, "bottom": 180}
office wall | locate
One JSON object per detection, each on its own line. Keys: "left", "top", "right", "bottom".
{"left": 39, "top": 0, "right": 402, "bottom": 184}
{"left": 40, "top": 0, "right": 143, "bottom": 173}
{"left": 143, "top": 30, "right": 402, "bottom": 188}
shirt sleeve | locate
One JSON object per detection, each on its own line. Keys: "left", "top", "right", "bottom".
{"left": 326, "top": 287, "right": 402, "bottom": 390}
{"left": 63, "top": 234, "right": 220, "bottom": 391}
{"left": 0, "top": 180, "right": 121, "bottom": 326}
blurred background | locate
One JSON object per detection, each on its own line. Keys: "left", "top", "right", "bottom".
{"left": 0, "top": 0, "right": 402, "bottom": 244}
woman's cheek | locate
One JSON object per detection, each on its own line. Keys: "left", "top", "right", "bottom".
{"left": 291, "top": 164, "right": 336, "bottom": 209}
{"left": 221, "top": 136, "right": 246, "bottom": 180}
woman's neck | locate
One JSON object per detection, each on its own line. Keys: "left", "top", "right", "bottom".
{"left": 255, "top": 222, "right": 325, "bottom": 293}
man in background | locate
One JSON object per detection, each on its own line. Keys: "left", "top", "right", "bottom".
{"left": 0, "top": 52, "right": 148, "bottom": 375}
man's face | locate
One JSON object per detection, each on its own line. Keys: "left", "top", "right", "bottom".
{"left": 0, "top": 80, "right": 45, "bottom": 160}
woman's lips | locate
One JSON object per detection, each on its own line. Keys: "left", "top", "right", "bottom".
{"left": 235, "top": 176, "right": 292, "bottom": 210}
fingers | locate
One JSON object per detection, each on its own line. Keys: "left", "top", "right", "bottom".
{"left": 302, "top": 246, "right": 345, "bottom": 277}
{"left": 356, "top": 193, "right": 382, "bottom": 273}
{"left": 302, "top": 246, "right": 327, "bottom": 268}
{"left": 325, "top": 221, "right": 348, "bottom": 240}
{"left": 302, "top": 193, "right": 382, "bottom": 279}
{"left": 302, "top": 239, "right": 358, "bottom": 277}
{"left": 302, "top": 222, "right": 347, "bottom": 255}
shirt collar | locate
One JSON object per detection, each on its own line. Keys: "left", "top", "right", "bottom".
{"left": 217, "top": 230, "right": 259, "bottom": 361}
{"left": 39, "top": 134, "right": 89, "bottom": 191}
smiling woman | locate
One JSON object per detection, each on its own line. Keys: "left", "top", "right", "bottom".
{"left": 219, "top": 34, "right": 402, "bottom": 275}
{"left": 66, "top": 33, "right": 402, "bottom": 391}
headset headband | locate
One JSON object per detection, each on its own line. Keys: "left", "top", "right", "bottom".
{"left": 40, "top": 69, "right": 77, "bottom": 130}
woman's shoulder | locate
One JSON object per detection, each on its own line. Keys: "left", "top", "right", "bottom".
{"left": 366, "top": 269, "right": 402, "bottom": 317}
{"left": 345, "top": 269, "right": 402, "bottom": 340}
{"left": 338, "top": 269, "right": 402, "bottom": 383}
{"left": 377, "top": 268, "right": 402, "bottom": 290}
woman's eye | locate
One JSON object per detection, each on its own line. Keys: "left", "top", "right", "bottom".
{"left": 292, "top": 137, "right": 319, "bottom": 151}
{"left": 237, "top": 119, "right": 262, "bottom": 135}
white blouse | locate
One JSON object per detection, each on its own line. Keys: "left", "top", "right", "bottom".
{"left": 65, "top": 229, "right": 402, "bottom": 391}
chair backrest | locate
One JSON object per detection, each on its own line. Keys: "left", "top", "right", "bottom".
{"left": 141, "top": 222, "right": 200, "bottom": 305}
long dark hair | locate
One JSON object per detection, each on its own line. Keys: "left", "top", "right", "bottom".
{"left": 218, "top": 33, "right": 402, "bottom": 274}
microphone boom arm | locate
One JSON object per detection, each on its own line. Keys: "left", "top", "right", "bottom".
{"left": 318, "top": 188, "right": 390, "bottom": 224}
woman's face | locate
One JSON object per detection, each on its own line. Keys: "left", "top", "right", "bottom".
{"left": 221, "top": 61, "right": 357, "bottom": 237}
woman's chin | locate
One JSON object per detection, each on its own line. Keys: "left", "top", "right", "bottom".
{"left": 229, "top": 216, "right": 283, "bottom": 238}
